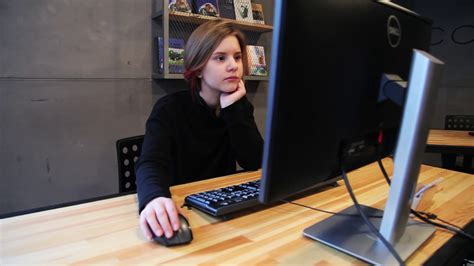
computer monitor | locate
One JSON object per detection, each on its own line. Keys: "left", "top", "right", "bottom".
{"left": 259, "top": 1, "right": 444, "bottom": 264}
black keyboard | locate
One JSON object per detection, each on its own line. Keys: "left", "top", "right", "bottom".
{"left": 184, "top": 180, "right": 261, "bottom": 216}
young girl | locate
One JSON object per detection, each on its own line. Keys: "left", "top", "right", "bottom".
{"left": 136, "top": 20, "right": 263, "bottom": 240}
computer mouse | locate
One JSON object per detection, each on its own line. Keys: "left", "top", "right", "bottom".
{"left": 153, "top": 214, "right": 193, "bottom": 247}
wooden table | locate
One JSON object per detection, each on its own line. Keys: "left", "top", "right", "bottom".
{"left": 1, "top": 159, "right": 473, "bottom": 265}
{"left": 426, "top": 129, "right": 474, "bottom": 154}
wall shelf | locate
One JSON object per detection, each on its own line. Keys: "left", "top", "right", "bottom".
{"left": 152, "top": 0, "right": 272, "bottom": 80}
{"left": 169, "top": 11, "right": 273, "bottom": 32}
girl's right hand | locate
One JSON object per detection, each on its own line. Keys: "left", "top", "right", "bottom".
{"left": 139, "top": 197, "right": 185, "bottom": 240}
{"left": 220, "top": 79, "right": 246, "bottom": 108}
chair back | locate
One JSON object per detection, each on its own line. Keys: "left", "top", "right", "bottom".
{"left": 116, "top": 135, "right": 144, "bottom": 193}
{"left": 445, "top": 115, "right": 474, "bottom": 131}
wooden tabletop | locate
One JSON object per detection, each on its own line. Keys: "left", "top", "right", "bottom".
{"left": 427, "top": 129, "right": 474, "bottom": 147}
{"left": 426, "top": 129, "right": 474, "bottom": 155}
{"left": 1, "top": 159, "right": 473, "bottom": 265}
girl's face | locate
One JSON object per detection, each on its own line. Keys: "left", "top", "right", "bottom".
{"left": 200, "top": 35, "right": 243, "bottom": 95}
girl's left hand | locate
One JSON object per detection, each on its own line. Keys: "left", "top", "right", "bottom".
{"left": 220, "top": 79, "right": 246, "bottom": 108}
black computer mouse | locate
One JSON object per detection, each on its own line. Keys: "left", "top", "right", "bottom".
{"left": 153, "top": 214, "right": 193, "bottom": 247}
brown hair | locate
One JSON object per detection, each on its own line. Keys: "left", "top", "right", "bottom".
{"left": 183, "top": 19, "right": 248, "bottom": 93}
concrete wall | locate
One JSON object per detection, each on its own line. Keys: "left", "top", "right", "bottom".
{"left": 0, "top": 0, "right": 153, "bottom": 214}
{"left": 410, "top": 1, "right": 474, "bottom": 166}
{"left": 0, "top": 0, "right": 273, "bottom": 214}
{"left": 0, "top": 80, "right": 154, "bottom": 213}
{"left": 414, "top": 0, "right": 474, "bottom": 126}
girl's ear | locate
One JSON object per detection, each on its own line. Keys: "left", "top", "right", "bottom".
{"left": 197, "top": 72, "right": 202, "bottom": 78}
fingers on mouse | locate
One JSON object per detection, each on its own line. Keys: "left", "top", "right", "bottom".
{"left": 153, "top": 214, "right": 193, "bottom": 247}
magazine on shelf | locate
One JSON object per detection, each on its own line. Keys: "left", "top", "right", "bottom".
{"left": 246, "top": 45, "right": 267, "bottom": 76}
{"left": 218, "top": 0, "right": 236, "bottom": 20}
{"left": 233, "top": 0, "right": 253, "bottom": 22}
{"left": 168, "top": 38, "right": 185, "bottom": 73}
{"left": 251, "top": 3, "right": 264, "bottom": 24}
{"left": 168, "top": 0, "right": 192, "bottom": 13}
{"left": 193, "top": 0, "right": 220, "bottom": 17}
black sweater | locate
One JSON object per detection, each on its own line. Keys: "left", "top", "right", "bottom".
{"left": 136, "top": 90, "right": 263, "bottom": 213}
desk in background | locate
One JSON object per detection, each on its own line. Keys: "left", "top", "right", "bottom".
{"left": 426, "top": 129, "right": 474, "bottom": 154}
{"left": 427, "top": 129, "right": 474, "bottom": 173}
{"left": 1, "top": 159, "right": 473, "bottom": 264}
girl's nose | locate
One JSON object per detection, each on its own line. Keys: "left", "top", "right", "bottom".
{"left": 227, "top": 58, "right": 238, "bottom": 72}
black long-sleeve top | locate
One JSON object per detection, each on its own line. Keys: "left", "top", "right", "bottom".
{"left": 136, "top": 90, "right": 263, "bottom": 213}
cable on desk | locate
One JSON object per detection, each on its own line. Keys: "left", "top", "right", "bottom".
{"left": 281, "top": 176, "right": 402, "bottom": 264}
{"left": 376, "top": 158, "right": 474, "bottom": 241}
{"left": 280, "top": 200, "right": 383, "bottom": 218}
{"left": 416, "top": 211, "right": 463, "bottom": 230}
{"left": 341, "top": 168, "right": 405, "bottom": 266}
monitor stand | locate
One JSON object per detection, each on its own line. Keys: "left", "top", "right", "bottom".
{"left": 303, "top": 49, "right": 444, "bottom": 264}
{"left": 303, "top": 205, "right": 434, "bottom": 264}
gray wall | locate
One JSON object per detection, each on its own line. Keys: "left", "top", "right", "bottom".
{"left": 414, "top": 0, "right": 474, "bottom": 126}
{"left": 0, "top": 0, "right": 273, "bottom": 214}
{"left": 0, "top": 0, "right": 154, "bottom": 214}
{"left": 409, "top": 1, "right": 474, "bottom": 166}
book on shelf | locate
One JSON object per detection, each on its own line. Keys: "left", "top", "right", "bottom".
{"left": 193, "top": 0, "right": 220, "bottom": 17}
{"left": 157, "top": 37, "right": 164, "bottom": 73}
{"left": 168, "top": 0, "right": 192, "bottom": 13}
{"left": 233, "top": 0, "right": 253, "bottom": 22}
{"left": 246, "top": 45, "right": 267, "bottom": 76}
{"left": 156, "top": 37, "right": 185, "bottom": 74}
{"left": 251, "top": 3, "right": 264, "bottom": 24}
{"left": 218, "top": 0, "right": 236, "bottom": 20}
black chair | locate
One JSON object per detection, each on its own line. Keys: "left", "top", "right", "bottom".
{"left": 442, "top": 115, "right": 473, "bottom": 173}
{"left": 445, "top": 115, "right": 474, "bottom": 131}
{"left": 116, "top": 135, "right": 144, "bottom": 193}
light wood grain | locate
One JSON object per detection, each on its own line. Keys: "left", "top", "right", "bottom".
{"left": 1, "top": 159, "right": 473, "bottom": 265}
{"left": 427, "top": 129, "right": 474, "bottom": 147}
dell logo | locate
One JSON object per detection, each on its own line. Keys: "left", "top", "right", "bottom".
{"left": 387, "top": 15, "right": 401, "bottom": 48}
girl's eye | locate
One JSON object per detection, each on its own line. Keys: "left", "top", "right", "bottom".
{"left": 215, "top": 56, "right": 225, "bottom": 61}
{"left": 235, "top": 55, "right": 242, "bottom": 60}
